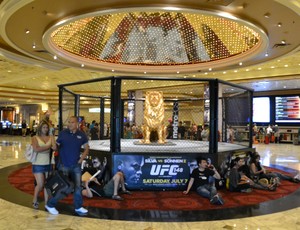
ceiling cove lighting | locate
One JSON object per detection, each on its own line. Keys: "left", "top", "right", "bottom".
{"left": 43, "top": 8, "right": 268, "bottom": 74}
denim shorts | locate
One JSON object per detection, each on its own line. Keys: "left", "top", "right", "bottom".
{"left": 32, "top": 164, "right": 52, "bottom": 174}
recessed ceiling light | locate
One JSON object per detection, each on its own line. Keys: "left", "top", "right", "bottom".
{"left": 208, "top": 68, "right": 212, "bottom": 71}
{"left": 264, "top": 13, "right": 270, "bottom": 18}
{"left": 81, "top": 64, "right": 84, "bottom": 67}
{"left": 265, "top": 53, "right": 269, "bottom": 57}
{"left": 284, "top": 64, "right": 288, "bottom": 67}
{"left": 239, "top": 62, "right": 243, "bottom": 66}
{"left": 32, "top": 44, "right": 36, "bottom": 49}
{"left": 25, "top": 29, "right": 30, "bottom": 34}
{"left": 281, "top": 40, "right": 286, "bottom": 44}
{"left": 223, "top": 71, "right": 226, "bottom": 74}
{"left": 234, "top": 70, "right": 238, "bottom": 73}
{"left": 53, "top": 55, "right": 57, "bottom": 60}
{"left": 277, "top": 23, "right": 282, "bottom": 27}
{"left": 270, "top": 66, "right": 275, "bottom": 68}
{"left": 177, "top": 71, "right": 180, "bottom": 74}
{"left": 258, "top": 67, "right": 262, "bottom": 70}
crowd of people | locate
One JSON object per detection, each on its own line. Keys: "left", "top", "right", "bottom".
{"left": 252, "top": 123, "right": 280, "bottom": 144}
{"left": 227, "top": 153, "right": 300, "bottom": 193}
{"left": 122, "top": 121, "right": 213, "bottom": 141}
{"left": 28, "top": 115, "right": 300, "bottom": 215}
{"left": 30, "top": 116, "right": 132, "bottom": 215}
{"left": 77, "top": 119, "right": 110, "bottom": 140}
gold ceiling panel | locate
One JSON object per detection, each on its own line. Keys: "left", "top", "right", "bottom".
{"left": 49, "top": 11, "right": 262, "bottom": 67}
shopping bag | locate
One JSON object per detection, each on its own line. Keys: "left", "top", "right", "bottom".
{"left": 45, "top": 170, "right": 74, "bottom": 197}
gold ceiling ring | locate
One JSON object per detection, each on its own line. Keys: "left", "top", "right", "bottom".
{"left": 43, "top": 7, "right": 268, "bottom": 74}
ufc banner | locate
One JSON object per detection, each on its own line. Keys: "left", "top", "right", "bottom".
{"left": 113, "top": 153, "right": 213, "bottom": 190}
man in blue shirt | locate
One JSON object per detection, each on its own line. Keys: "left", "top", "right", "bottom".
{"left": 45, "top": 116, "right": 89, "bottom": 215}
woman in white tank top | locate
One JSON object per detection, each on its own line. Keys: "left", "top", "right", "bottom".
{"left": 31, "top": 121, "right": 56, "bottom": 209}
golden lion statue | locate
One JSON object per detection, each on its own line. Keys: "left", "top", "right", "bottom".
{"left": 140, "top": 91, "right": 166, "bottom": 144}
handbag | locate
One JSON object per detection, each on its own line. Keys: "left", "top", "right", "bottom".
{"left": 45, "top": 170, "right": 74, "bottom": 198}
{"left": 24, "top": 144, "right": 37, "bottom": 163}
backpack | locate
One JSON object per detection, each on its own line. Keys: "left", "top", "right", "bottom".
{"left": 24, "top": 144, "right": 37, "bottom": 163}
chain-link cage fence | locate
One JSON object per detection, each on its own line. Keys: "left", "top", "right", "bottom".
{"left": 60, "top": 89, "right": 76, "bottom": 129}
{"left": 59, "top": 77, "right": 252, "bottom": 154}
{"left": 120, "top": 79, "right": 210, "bottom": 153}
{"left": 219, "top": 83, "right": 251, "bottom": 148}
{"left": 60, "top": 79, "right": 112, "bottom": 152}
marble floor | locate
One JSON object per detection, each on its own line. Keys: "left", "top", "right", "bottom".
{"left": 0, "top": 135, "right": 300, "bottom": 230}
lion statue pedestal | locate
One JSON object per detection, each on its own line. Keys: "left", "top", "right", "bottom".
{"left": 140, "top": 91, "right": 166, "bottom": 144}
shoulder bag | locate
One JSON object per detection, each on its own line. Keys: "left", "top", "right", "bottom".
{"left": 45, "top": 170, "right": 74, "bottom": 197}
{"left": 24, "top": 144, "right": 37, "bottom": 163}
{"left": 44, "top": 149, "right": 74, "bottom": 198}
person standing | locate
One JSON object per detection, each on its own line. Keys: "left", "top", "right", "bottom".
{"left": 45, "top": 116, "right": 89, "bottom": 215}
{"left": 183, "top": 157, "right": 224, "bottom": 205}
{"left": 227, "top": 126, "right": 234, "bottom": 143}
{"left": 178, "top": 121, "right": 186, "bottom": 139}
{"left": 90, "top": 123, "right": 99, "bottom": 140}
{"left": 31, "top": 121, "right": 56, "bottom": 209}
{"left": 21, "top": 120, "right": 27, "bottom": 137}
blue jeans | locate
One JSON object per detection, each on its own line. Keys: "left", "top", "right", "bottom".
{"left": 47, "top": 164, "right": 83, "bottom": 209}
{"left": 196, "top": 184, "right": 217, "bottom": 199}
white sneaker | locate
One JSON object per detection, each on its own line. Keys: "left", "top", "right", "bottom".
{"left": 75, "top": 207, "right": 88, "bottom": 214}
{"left": 45, "top": 205, "right": 59, "bottom": 215}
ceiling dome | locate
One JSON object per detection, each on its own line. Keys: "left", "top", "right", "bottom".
{"left": 44, "top": 8, "right": 267, "bottom": 74}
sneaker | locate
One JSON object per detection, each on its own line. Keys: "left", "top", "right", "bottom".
{"left": 241, "top": 188, "right": 252, "bottom": 193}
{"left": 75, "top": 207, "right": 88, "bottom": 214}
{"left": 210, "top": 195, "right": 219, "bottom": 204}
{"left": 294, "top": 173, "right": 300, "bottom": 180}
{"left": 121, "top": 190, "right": 132, "bottom": 195}
{"left": 45, "top": 205, "right": 59, "bottom": 215}
{"left": 112, "top": 195, "right": 124, "bottom": 201}
{"left": 32, "top": 202, "right": 39, "bottom": 209}
{"left": 210, "top": 194, "right": 224, "bottom": 205}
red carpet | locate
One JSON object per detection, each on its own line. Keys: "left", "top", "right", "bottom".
{"left": 8, "top": 165, "right": 300, "bottom": 211}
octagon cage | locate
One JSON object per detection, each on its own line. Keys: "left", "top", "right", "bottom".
{"left": 58, "top": 76, "right": 254, "bottom": 190}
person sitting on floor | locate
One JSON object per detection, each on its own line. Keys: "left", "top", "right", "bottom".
{"left": 228, "top": 157, "right": 253, "bottom": 193}
{"left": 250, "top": 154, "right": 300, "bottom": 185}
{"left": 228, "top": 157, "right": 276, "bottom": 193}
{"left": 82, "top": 171, "right": 131, "bottom": 200}
{"left": 238, "top": 164, "right": 277, "bottom": 191}
{"left": 183, "top": 157, "right": 224, "bottom": 205}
